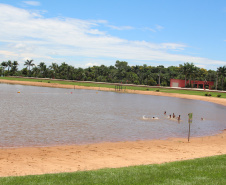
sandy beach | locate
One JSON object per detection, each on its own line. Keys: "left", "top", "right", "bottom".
{"left": 0, "top": 79, "right": 226, "bottom": 177}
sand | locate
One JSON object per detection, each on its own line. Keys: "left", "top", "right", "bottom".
{"left": 0, "top": 79, "right": 225, "bottom": 177}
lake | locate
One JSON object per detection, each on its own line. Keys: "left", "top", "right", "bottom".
{"left": 0, "top": 83, "right": 225, "bottom": 148}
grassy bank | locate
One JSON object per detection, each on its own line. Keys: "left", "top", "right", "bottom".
{"left": 0, "top": 155, "right": 225, "bottom": 185}
{"left": 1, "top": 77, "right": 226, "bottom": 98}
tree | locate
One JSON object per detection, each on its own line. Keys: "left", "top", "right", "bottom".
{"left": 7, "top": 60, "right": 12, "bottom": 72}
{"left": 179, "top": 62, "right": 192, "bottom": 87}
{"left": 59, "top": 62, "right": 69, "bottom": 79}
{"left": 32, "top": 66, "right": 39, "bottom": 77}
{"left": 126, "top": 72, "right": 139, "bottom": 84}
{"left": 11, "top": 61, "right": 19, "bottom": 75}
{"left": 21, "top": 68, "right": 28, "bottom": 76}
{"left": 1, "top": 61, "right": 7, "bottom": 76}
{"left": 115, "top": 60, "right": 129, "bottom": 81}
{"left": 24, "top": 60, "right": 35, "bottom": 76}
{"left": 206, "top": 70, "right": 216, "bottom": 81}
{"left": 187, "top": 63, "right": 195, "bottom": 85}
{"left": 49, "top": 63, "right": 59, "bottom": 78}
{"left": 38, "top": 62, "right": 47, "bottom": 78}
{"left": 217, "top": 66, "right": 226, "bottom": 90}
{"left": 75, "top": 67, "right": 85, "bottom": 80}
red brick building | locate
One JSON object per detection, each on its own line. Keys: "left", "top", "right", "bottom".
{"left": 170, "top": 79, "right": 214, "bottom": 89}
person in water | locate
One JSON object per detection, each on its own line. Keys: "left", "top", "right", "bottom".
{"left": 173, "top": 113, "right": 175, "bottom": 118}
{"left": 177, "top": 115, "right": 181, "bottom": 121}
{"left": 169, "top": 115, "right": 171, "bottom": 118}
{"left": 164, "top": 111, "right": 166, "bottom": 115}
{"left": 152, "top": 117, "right": 159, "bottom": 119}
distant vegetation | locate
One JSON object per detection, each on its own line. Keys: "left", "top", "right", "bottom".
{"left": 0, "top": 155, "right": 225, "bottom": 185}
{"left": 1, "top": 60, "right": 226, "bottom": 90}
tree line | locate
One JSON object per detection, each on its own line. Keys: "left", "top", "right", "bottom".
{"left": 1, "top": 60, "right": 226, "bottom": 90}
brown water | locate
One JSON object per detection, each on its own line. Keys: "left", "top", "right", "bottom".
{"left": 0, "top": 83, "right": 225, "bottom": 148}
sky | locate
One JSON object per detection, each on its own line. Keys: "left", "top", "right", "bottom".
{"left": 0, "top": 0, "right": 226, "bottom": 70}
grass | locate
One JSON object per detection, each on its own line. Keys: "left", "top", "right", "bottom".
{"left": 0, "top": 155, "right": 225, "bottom": 185}
{"left": 1, "top": 76, "right": 226, "bottom": 98}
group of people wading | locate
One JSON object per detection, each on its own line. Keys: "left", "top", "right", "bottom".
{"left": 144, "top": 111, "right": 204, "bottom": 122}
{"left": 164, "top": 111, "right": 181, "bottom": 121}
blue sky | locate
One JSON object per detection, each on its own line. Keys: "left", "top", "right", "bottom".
{"left": 0, "top": 0, "right": 226, "bottom": 70}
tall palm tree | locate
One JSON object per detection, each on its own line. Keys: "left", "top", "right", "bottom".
{"left": 49, "top": 63, "right": 59, "bottom": 78}
{"left": 38, "top": 62, "right": 47, "bottom": 78}
{"left": 24, "top": 59, "right": 35, "bottom": 76}
{"left": 7, "top": 60, "right": 12, "bottom": 72}
{"left": 11, "top": 61, "right": 19, "bottom": 75}
{"left": 188, "top": 63, "right": 195, "bottom": 86}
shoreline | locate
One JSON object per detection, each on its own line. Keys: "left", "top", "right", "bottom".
{"left": 0, "top": 79, "right": 226, "bottom": 177}
{"left": 1, "top": 79, "right": 226, "bottom": 106}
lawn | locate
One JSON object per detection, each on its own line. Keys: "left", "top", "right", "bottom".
{"left": 0, "top": 155, "right": 225, "bottom": 185}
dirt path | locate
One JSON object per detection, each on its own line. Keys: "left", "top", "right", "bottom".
{"left": 0, "top": 79, "right": 225, "bottom": 177}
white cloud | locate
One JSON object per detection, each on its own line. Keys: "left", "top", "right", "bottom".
{"left": 155, "top": 25, "right": 164, "bottom": 31}
{"left": 84, "top": 62, "right": 99, "bottom": 67}
{"left": 23, "top": 1, "right": 41, "bottom": 6}
{"left": 144, "top": 25, "right": 164, "bottom": 33}
{"left": 107, "top": 25, "right": 134, "bottom": 30}
{"left": 145, "top": 27, "right": 156, "bottom": 32}
{"left": 0, "top": 4, "right": 225, "bottom": 70}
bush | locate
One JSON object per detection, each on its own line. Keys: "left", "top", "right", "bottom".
{"left": 155, "top": 89, "right": 160, "bottom": 92}
{"left": 217, "top": 94, "right": 221, "bottom": 97}
{"left": 147, "top": 78, "right": 157, "bottom": 86}
{"left": 161, "top": 81, "right": 168, "bottom": 86}
{"left": 87, "top": 77, "right": 92, "bottom": 81}
{"left": 205, "top": 93, "right": 212, "bottom": 96}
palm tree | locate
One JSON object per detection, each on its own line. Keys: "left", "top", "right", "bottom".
{"left": 49, "top": 63, "right": 59, "bottom": 78}
{"left": 38, "top": 62, "right": 47, "bottom": 78}
{"left": 1, "top": 61, "right": 7, "bottom": 76}
{"left": 11, "top": 61, "right": 19, "bottom": 75}
{"left": 188, "top": 63, "right": 195, "bottom": 86}
{"left": 59, "top": 62, "right": 69, "bottom": 79}
{"left": 179, "top": 63, "right": 190, "bottom": 87}
{"left": 24, "top": 60, "right": 35, "bottom": 76}
{"left": 32, "top": 66, "right": 39, "bottom": 77}
{"left": 7, "top": 60, "right": 12, "bottom": 72}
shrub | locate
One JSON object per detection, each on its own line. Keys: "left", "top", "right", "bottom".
{"left": 205, "top": 93, "right": 212, "bottom": 96}
{"left": 217, "top": 94, "right": 221, "bottom": 97}
{"left": 156, "top": 89, "right": 160, "bottom": 92}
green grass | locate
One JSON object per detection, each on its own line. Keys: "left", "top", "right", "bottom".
{"left": 0, "top": 155, "right": 225, "bottom": 185}
{"left": 1, "top": 76, "right": 226, "bottom": 98}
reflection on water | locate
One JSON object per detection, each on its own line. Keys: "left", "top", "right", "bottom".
{"left": 0, "top": 83, "right": 225, "bottom": 148}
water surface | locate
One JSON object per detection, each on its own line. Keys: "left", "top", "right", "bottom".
{"left": 0, "top": 83, "right": 225, "bottom": 148}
